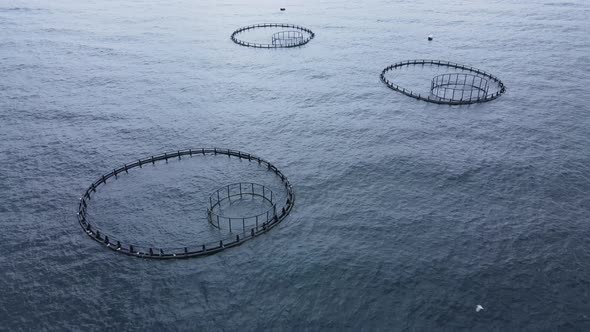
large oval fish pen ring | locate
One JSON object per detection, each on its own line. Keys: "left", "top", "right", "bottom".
{"left": 77, "top": 148, "right": 295, "bottom": 259}
{"left": 380, "top": 60, "right": 506, "bottom": 105}
{"left": 231, "top": 23, "right": 315, "bottom": 48}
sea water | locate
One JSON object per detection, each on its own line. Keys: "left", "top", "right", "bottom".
{"left": 1, "top": 0, "right": 589, "bottom": 330}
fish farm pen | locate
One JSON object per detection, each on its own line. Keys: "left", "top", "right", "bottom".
{"left": 77, "top": 148, "right": 295, "bottom": 259}
{"left": 380, "top": 60, "right": 506, "bottom": 105}
{"left": 231, "top": 23, "right": 315, "bottom": 48}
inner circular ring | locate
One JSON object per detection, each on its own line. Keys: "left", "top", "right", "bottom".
{"left": 272, "top": 31, "right": 305, "bottom": 46}
{"left": 431, "top": 73, "right": 490, "bottom": 102}
{"left": 207, "top": 183, "right": 278, "bottom": 232}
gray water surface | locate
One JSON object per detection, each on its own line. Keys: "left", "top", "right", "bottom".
{"left": 1, "top": 0, "right": 590, "bottom": 330}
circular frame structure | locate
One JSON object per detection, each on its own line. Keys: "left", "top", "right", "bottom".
{"left": 207, "top": 182, "right": 277, "bottom": 232}
{"left": 77, "top": 148, "right": 295, "bottom": 259}
{"left": 380, "top": 60, "right": 506, "bottom": 105}
{"left": 431, "top": 73, "right": 489, "bottom": 102}
{"left": 231, "top": 23, "right": 315, "bottom": 48}
{"left": 272, "top": 30, "right": 305, "bottom": 47}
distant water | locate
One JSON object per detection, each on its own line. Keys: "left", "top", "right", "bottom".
{"left": 1, "top": 0, "right": 590, "bottom": 330}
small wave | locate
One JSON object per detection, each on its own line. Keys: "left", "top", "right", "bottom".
{"left": 0, "top": 7, "right": 44, "bottom": 12}
{"left": 543, "top": 2, "right": 582, "bottom": 8}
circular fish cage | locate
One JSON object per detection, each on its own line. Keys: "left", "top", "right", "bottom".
{"left": 380, "top": 60, "right": 506, "bottom": 105}
{"left": 231, "top": 23, "right": 315, "bottom": 48}
{"left": 77, "top": 148, "right": 295, "bottom": 259}
{"left": 207, "top": 183, "right": 277, "bottom": 232}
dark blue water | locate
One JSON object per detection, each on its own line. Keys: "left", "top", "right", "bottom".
{"left": 1, "top": 0, "right": 590, "bottom": 330}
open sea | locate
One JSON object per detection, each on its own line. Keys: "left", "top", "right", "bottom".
{"left": 1, "top": 0, "right": 589, "bottom": 330}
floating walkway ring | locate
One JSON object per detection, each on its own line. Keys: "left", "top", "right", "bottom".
{"left": 77, "top": 148, "right": 295, "bottom": 259}
{"left": 380, "top": 60, "right": 506, "bottom": 105}
{"left": 231, "top": 23, "right": 315, "bottom": 48}
{"left": 207, "top": 182, "right": 278, "bottom": 232}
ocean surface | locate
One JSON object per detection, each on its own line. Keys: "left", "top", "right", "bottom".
{"left": 1, "top": 0, "right": 589, "bottom": 330}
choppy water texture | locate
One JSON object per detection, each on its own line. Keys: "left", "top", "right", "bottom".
{"left": 1, "top": 0, "right": 590, "bottom": 330}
